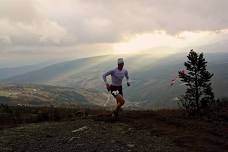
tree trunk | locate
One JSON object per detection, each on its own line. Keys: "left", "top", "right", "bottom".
{"left": 195, "top": 69, "right": 199, "bottom": 112}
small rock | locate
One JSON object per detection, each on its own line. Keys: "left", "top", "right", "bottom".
{"left": 127, "top": 144, "right": 135, "bottom": 148}
{"left": 128, "top": 128, "right": 133, "bottom": 131}
{"left": 72, "top": 126, "right": 88, "bottom": 133}
{"left": 68, "top": 137, "right": 80, "bottom": 142}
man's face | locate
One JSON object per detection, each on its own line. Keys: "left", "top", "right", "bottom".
{"left": 118, "top": 63, "right": 124, "bottom": 69}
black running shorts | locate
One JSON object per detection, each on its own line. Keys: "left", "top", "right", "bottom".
{"left": 110, "top": 85, "right": 123, "bottom": 97}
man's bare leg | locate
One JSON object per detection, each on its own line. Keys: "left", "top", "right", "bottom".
{"left": 113, "top": 94, "right": 125, "bottom": 117}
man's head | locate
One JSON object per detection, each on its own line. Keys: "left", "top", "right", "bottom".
{"left": 117, "top": 58, "right": 124, "bottom": 70}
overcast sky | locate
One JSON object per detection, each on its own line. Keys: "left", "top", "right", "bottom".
{"left": 1, "top": 0, "right": 228, "bottom": 67}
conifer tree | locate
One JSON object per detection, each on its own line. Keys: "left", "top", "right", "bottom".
{"left": 179, "top": 50, "right": 215, "bottom": 114}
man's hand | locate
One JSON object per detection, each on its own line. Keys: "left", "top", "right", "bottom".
{"left": 106, "top": 83, "right": 111, "bottom": 91}
{"left": 127, "top": 82, "right": 131, "bottom": 87}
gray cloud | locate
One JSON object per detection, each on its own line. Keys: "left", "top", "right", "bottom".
{"left": 2, "top": 0, "right": 228, "bottom": 45}
{"left": 0, "top": 0, "right": 37, "bottom": 23}
{"left": 0, "top": 0, "right": 228, "bottom": 66}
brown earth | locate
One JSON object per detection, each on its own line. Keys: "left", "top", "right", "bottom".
{"left": 0, "top": 109, "right": 227, "bottom": 152}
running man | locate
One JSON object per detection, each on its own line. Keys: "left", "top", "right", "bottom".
{"left": 102, "top": 58, "right": 130, "bottom": 118}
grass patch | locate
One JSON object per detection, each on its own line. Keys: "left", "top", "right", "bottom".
{"left": 0, "top": 104, "right": 91, "bottom": 128}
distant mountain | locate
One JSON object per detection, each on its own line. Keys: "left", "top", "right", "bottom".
{"left": 0, "top": 61, "right": 58, "bottom": 80}
{"left": 2, "top": 53, "right": 228, "bottom": 109}
{"left": 0, "top": 84, "right": 107, "bottom": 107}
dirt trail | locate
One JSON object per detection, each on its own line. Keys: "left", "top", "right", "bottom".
{"left": 0, "top": 110, "right": 227, "bottom": 152}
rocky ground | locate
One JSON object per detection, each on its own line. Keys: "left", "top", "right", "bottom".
{"left": 0, "top": 109, "right": 228, "bottom": 152}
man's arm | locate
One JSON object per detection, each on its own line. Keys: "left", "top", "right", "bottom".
{"left": 102, "top": 69, "right": 114, "bottom": 84}
{"left": 103, "top": 69, "right": 113, "bottom": 91}
{"left": 125, "top": 70, "right": 130, "bottom": 86}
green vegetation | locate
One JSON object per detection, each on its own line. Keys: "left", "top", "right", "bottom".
{"left": 0, "top": 104, "right": 90, "bottom": 127}
{"left": 179, "top": 50, "right": 219, "bottom": 115}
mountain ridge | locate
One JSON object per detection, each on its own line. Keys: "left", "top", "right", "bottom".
{"left": 1, "top": 52, "right": 228, "bottom": 108}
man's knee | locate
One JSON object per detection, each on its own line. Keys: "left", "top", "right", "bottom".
{"left": 116, "top": 95, "right": 125, "bottom": 105}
